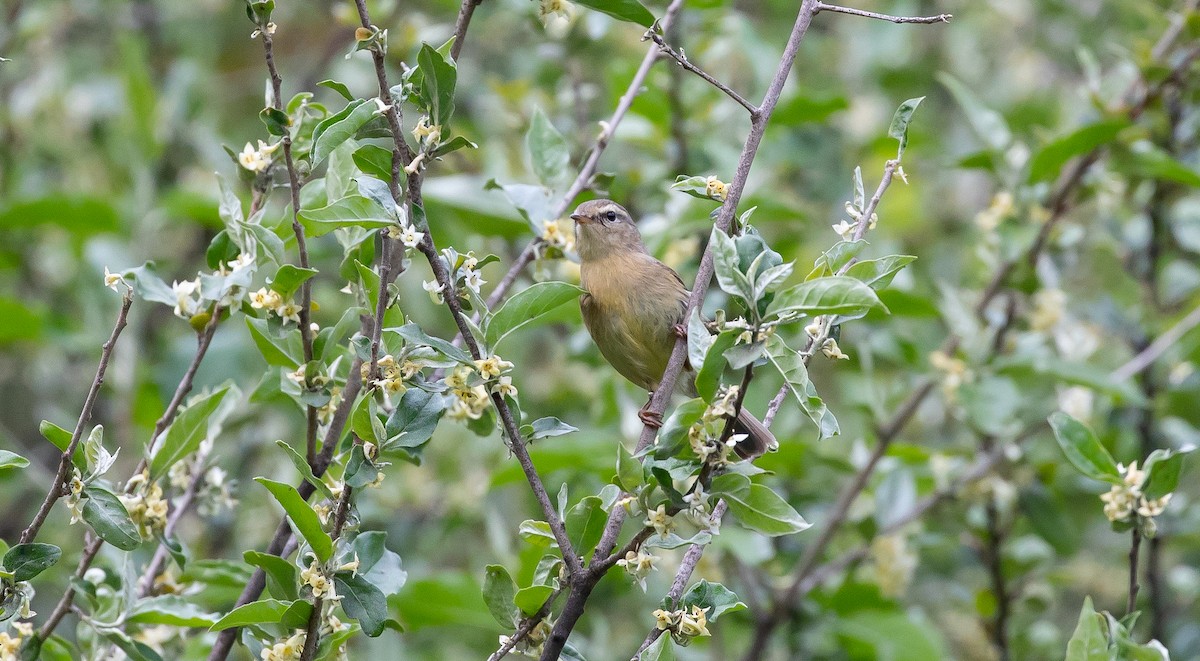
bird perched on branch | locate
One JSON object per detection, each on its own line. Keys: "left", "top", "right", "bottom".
{"left": 571, "top": 199, "right": 775, "bottom": 458}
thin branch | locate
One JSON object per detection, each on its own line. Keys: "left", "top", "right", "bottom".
{"left": 982, "top": 476, "right": 1011, "bottom": 661}
{"left": 300, "top": 483, "right": 353, "bottom": 661}
{"left": 815, "top": 2, "right": 951, "bottom": 24}
{"left": 207, "top": 357, "right": 364, "bottom": 661}
{"left": 1112, "top": 303, "right": 1200, "bottom": 381}
{"left": 480, "top": 0, "right": 687, "bottom": 317}
{"left": 487, "top": 589, "right": 563, "bottom": 661}
{"left": 352, "top": 0, "right": 580, "bottom": 578}
{"left": 137, "top": 449, "right": 208, "bottom": 596}
{"left": 1127, "top": 528, "right": 1142, "bottom": 616}
{"left": 449, "top": 0, "right": 483, "bottom": 60}
{"left": 632, "top": 501, "right": 728, "bottom": 660}
{"left": 20, "top": 292, "right": 132, "bottom": 545}
{"left": 644, "top": 28, "right": 757, "bottom": 116}
{"left": 260, "top": 25, "right": 318, "bottom": 463}
{"left": 544, "top": 3, "right": 822, "bottom": 658}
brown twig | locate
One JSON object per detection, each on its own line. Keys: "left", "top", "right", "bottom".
{"left": 299, "top": 483, "right": 354, "bottom": 661}
{"left": 645, "top": 28, "right": 757, "bottom": 116}
{"left": 449, "top": 0, "right": 483, "bottom": 61}
{"left": 815, "top": 2, "right": 951, "bottom": 24}
{"left": 259, "top": 26, "right": 319, "bottom": 464}
{"left": 19, "top": 292, "right": 133, "bottom": 545}
{"left": 487, "top": 589, "right": 563, "bottom": 661}
{"left": 1127, "top": 528, "right": 1142, "bottom": 616}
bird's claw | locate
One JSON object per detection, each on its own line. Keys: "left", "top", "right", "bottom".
{"left": 673, "top": 323, "right": 688, "bottom": 340}
{"left": 638, "top": 408, "right": 664, "bottom": 429}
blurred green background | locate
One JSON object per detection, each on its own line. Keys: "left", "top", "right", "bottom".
{"left": 3, "top": 0, "right": 1200, "bottom": 658}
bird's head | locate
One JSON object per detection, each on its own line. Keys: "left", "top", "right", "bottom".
{"left": 570, "top": 199, "right": 645, "bottom": 262}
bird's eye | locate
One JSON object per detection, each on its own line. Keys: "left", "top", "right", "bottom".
{"left": 605, "top": 211, "right": 617, "bottom": 222}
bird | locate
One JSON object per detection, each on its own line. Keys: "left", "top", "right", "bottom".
{"left": 571, "top": 199, "right": 775, "bottom": 459}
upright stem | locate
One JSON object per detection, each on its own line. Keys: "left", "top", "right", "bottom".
{"left": 1128, "top": 528, "right": 1142, "bottom": 617}
{"left": 20, "top": 293, "right": 133, "bottom": 545}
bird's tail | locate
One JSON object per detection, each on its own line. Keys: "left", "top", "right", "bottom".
{"left": 733, "top": 408, "right": 777, "bottom": 459}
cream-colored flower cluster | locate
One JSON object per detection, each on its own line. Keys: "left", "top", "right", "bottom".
{"left": 870, "top": 533, "right": 918, "bottom": 598}
{"left": 497, "top": 619, "right": 551, "bottom": 658}
{"left": 120, "top": 471, "right": 169, "bottom": 539}
{"left": 644, "top": 504, "right": 675, "bottom": 540}
{"left": 238, "top": 140, "right": 280, "bottom": 173}
{"left": 929, "top": 349, "right": 973, "bottom": 401}
{"left": 688, "top": 387, "right": 743, "bottom": 465}
{"left": 250, "top": 287, "right": 304, "bottom": 326}
{"left": 833, "top": 201, "right": 877, "bottom": 241}
{"left": 442, "top": 355, "right": 515, "bottom": 421}
{"left": 974, "top": 191, "right": 1014, "bottom": 233}
{"left": 260, "top": 632, "right": 306, "bottom": 661}
{"left": 652, "top": 604, "right": 711, "bottom": 643}
{"left": 0, "top": 622, "right": 33, "bottom": 661}
{"left": 616, "top": 549, "right": 659, "bottom": 591}
{"left": 705, "top": 176, "right": 728, "bottom": 202}
{"left": 1100, "top": 461, "right": 1172, "bottom": 524}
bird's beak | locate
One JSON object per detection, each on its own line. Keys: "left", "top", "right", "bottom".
{"left": 570, "top": 213, "right": 591, "bottom": 224}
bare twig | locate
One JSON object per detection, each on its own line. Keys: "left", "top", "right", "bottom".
{"left": 449, "top": 0, "right": 483, "bottom": 60}
{"left": 1112, "top": 303, "right": 1200, "bottom": 381}
{"left": 645, "top": 29, "right": 757, "bottom": 115}
{"left": 815, "top": 2, "right": 951, "bottom": 24}
{"left": 20, "top": 292, "right": 133, "bottom": 545}
{"left": 1128, "top": 528, "right": 1142, "bottom": 616}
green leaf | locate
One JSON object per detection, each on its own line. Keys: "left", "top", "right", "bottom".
{"left": 709, "top": 473, "right": 810, "bottom": 536}
{"left": 392, "top": 322, "right": 475, "bottom": 364}
{"left": 874, "top": 468, "right": 917, "bottom": 531}
{"left": 572, "top": 0, "right": 655, "bottom": 26}
{"left": 654, "top": 398, "right": 708, "bottom": 459}
{"left": 566, "top": 496, "right": 606, "bottom": 556}
{"left": 280, "top": 600, "right": 315, "bottom": 629}
{"left": 1048, "top": 412, "right": 1121, "bottom": 484}
{"left": 430, "top": 135, "right": 477, "bottom": 159}
{"left": 246, "top": 317, "right": 303, "bottom": 368}
{"left": 526, "top": 107, "right": 569, "bottom": 188}
{"left": 0, "top": 450, "right": 29, "bottom": 472}
{"left": 274, "top": 440, "right": 335, "bottom": 501}
{"left": 0, "top": 195, "right": 120, "bottom": 236}
{"left": 711, "top": 227, "right": 752, "bottom": 303}
{"left": 679, "top": 580, "right": 746, "bottom": 621}
{"left": 416, "top": 43, "right": 457, "bottom": 128}
{"left": 385, "top": 388, "right": 449, "bottom": 449}
{"left": 843, "top": 255, "right": 917, "bottom": 290}
{"left": 695, "top": 330, "right": 737, "bottom": 402}
{"left": 3, "top": 543, "right": 61, "bottom": 582}
{"left": 1065, "top": 597, "right": 1109, "bottom": 661}
{"left": 312, "top": 100, "right": 377, "bottom": 166}
{"left": 344, "top": 444, "right": 380, "bottom": 489}
{"left": 641, "top": 633, "right": 676, "bottom": 661}
{"left": 1141, "top": 447, "right": 1193, "bottom": 500}
{"left": 254, "top": 478, "right": 334, "bottom": 562}
{"left": 765, "top": 337, "right": 839, "bottom": 439}
{"left": 269, "top": 265, "right": 318, "bottom": 300}
{"left": 1114, "top": 140, "right": 1200, "bottom": 187}
{"left": 486, "top": 281, "right": 584, "bottom": 349}
{"left": 617, "top": 443, "right": 644, "bottom": 492}
{"left": 353, "top": 531, "right": 408, "bottom": 596}
{"left": 937, "top": 73, "right": 1011, "bottom": 152}
{"left": 514, "top": 585, "right": 554, "bottom": 617}
{"left": 482, "top": 565, "right": 518, "bottom": 628}
{"left": 1028, "top": 119, "right": 1129, "bottom": 182}
{"left": 528, "top": 417, "right": 579, "bottom": 441}
{"left": 209, "top": 599, "right": 292, "bottom": 631}
{"left": 243, "top": 550, "right": 299, "bottom": 601}
{"left": 259, "top": 107, "right": 289, "bottom": 136}
{"left": 887, "top": 96, "right": 925, "bottom": 159}
{"left": 809, "top": 240, "right": 865, "bottom": 279}
{"left": 39, "top": 420, "right": 85, "bottom": 470}
{"left": 298, "top": 195, "right": 395, "bottom": 238}
{"left": 149, "top": 386, "right": 231, "bottom": 481}
{"left": 352, "top": 144, "right": 396, "bottom": 182}
{"left": 317, "top": 79, "right": 355, "bottom": 102}
{"left": 768, "top": 276, "right": 887, "bottom": 319}
{"left": 335, "top": 573, "right": 388, "bottom": 637}
{"left": 81, "top": 485, "right": 141, "bottom": 550}
{"left": 127, "top": 595, "right": 218, "bottom": 628}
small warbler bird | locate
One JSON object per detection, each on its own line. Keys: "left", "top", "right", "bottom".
{"left": 571, "top": 199, "right": 774, "bottom": 458}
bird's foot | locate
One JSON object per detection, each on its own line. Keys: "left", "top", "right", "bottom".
{"left": 638, "top": 407, "right": 664, "bottom": 429}
{"left": 673, "top": 323, "right": 688, "bottom": 339}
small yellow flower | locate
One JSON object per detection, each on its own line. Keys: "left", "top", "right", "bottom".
{"left": 821, "top": 338, "right": 850, "bottom": 360}
{"left": 423, "top": 279, "right": 444, "bottom": 304}
{"left": 474, "top": 355, "right": 514, "bottom": 379}
{"left": 644, "top": 504, "right": 675, "bottom": 539}
{"left": 705, "top": 176, "right": 728, "bottom": 201}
